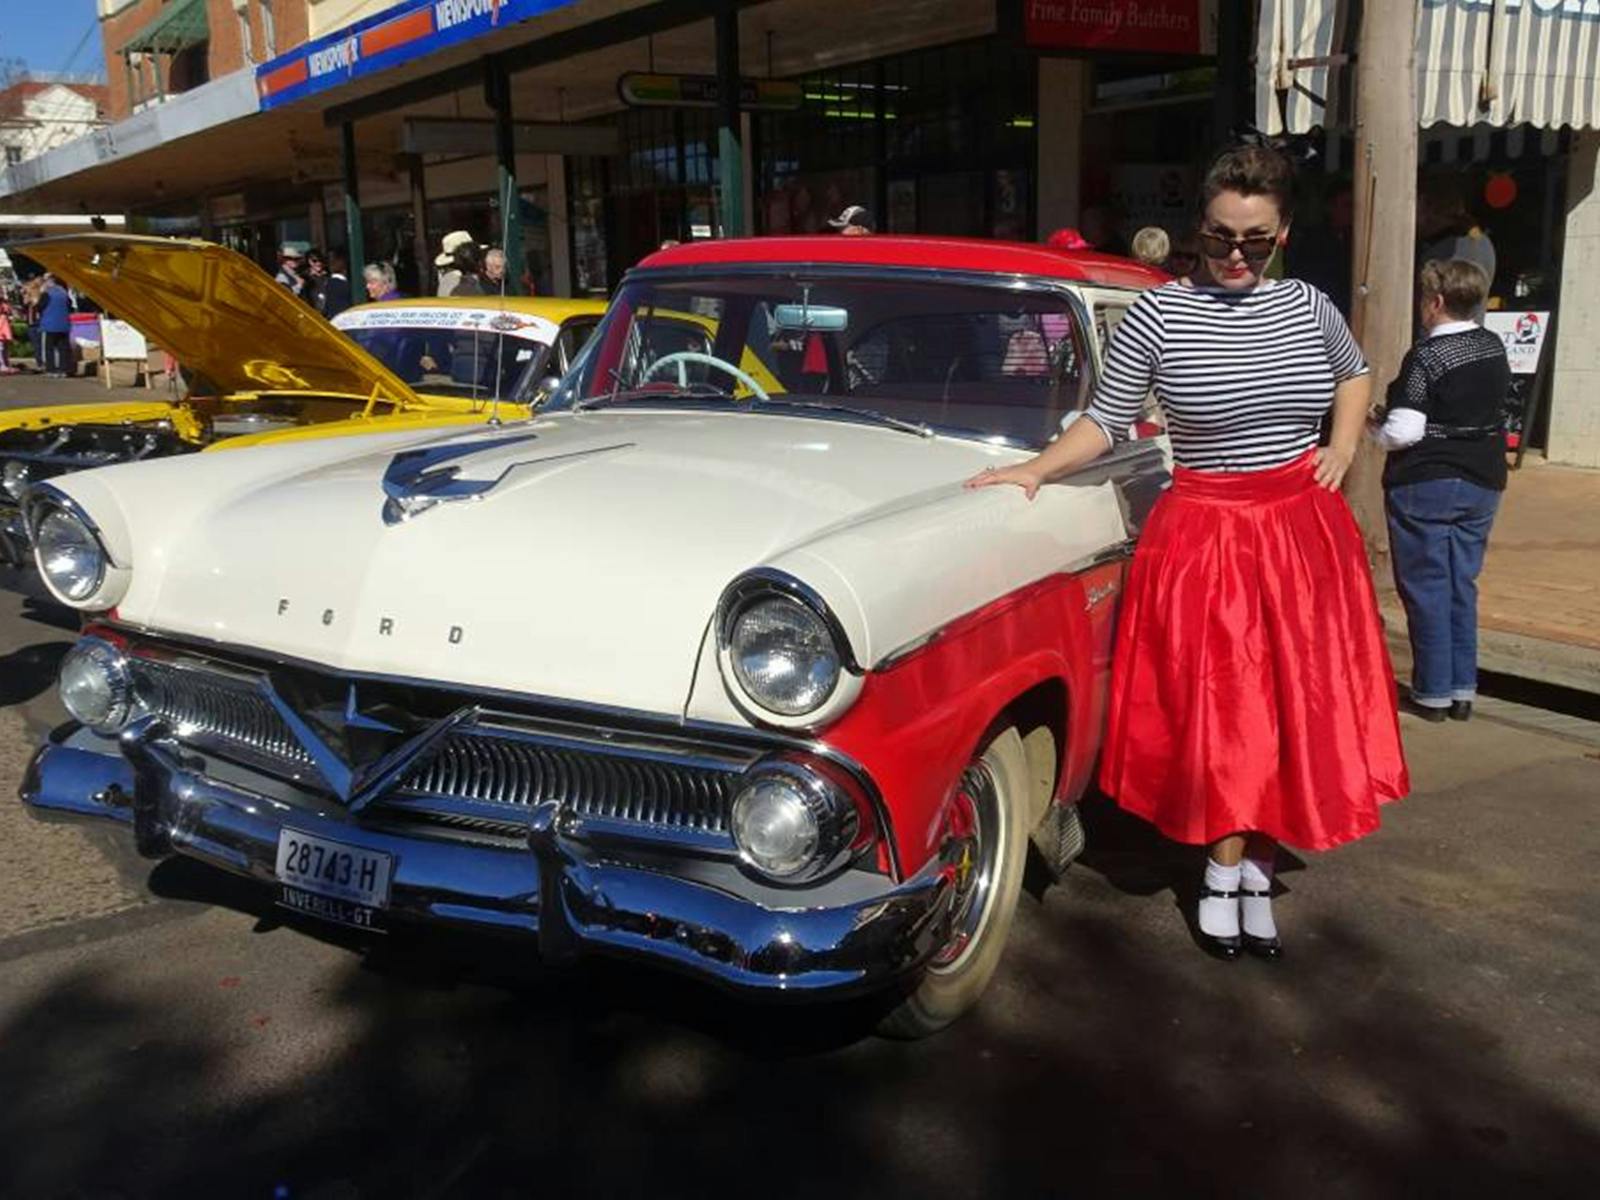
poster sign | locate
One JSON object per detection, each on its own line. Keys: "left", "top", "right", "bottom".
{"left": 617, "top": 73, "right": 804, "bottom": 112}
{"left": 1483, "top": 311, "right": 1549, "bottom": 377}
{"left": 99, "top": 318, "right": 148, "bottom": 361}
{"left": 1022, "top": 0, "right": 1203, "bottom": 56}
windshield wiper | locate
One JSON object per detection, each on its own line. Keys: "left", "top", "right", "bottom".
{"left": 575, "top": 382, "right": 738, "bottom": 412}
{"left": 756, "top": 399, "right": 934, "bottom": 439}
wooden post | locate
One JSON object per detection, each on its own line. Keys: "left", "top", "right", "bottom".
{"left": 1346, "top": 0, "right": 1420, "bottom": 560}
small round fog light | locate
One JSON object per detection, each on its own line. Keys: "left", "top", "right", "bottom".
{"left": 731, "top": 775, "right": 821, "bottom": 879}
{"left": 58, "top": 638, "right": 133, "bottom": 733}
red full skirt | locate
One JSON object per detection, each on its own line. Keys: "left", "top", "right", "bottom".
{"left": 1097, "top": 451, "right": 1409, "bottom": 851}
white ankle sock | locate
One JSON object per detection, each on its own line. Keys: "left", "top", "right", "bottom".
{"left": 1240, "top": 855, "right": 1278, "bottom": 940}
{"left": 1199, "top": 858, "right": 1241, "bottom": 938}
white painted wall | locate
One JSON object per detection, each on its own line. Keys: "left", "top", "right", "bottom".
{"left": 0, "top": 85, "right": 104, "bottom": 165}
{"left": 1546, "top": 131, "right": 1600, "bottom": 468}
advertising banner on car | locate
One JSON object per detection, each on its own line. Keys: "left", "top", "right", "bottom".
{"left": 334, "top": 306, "right": 560, "bottom": 344}
{"left": 256, "top": 0, "right": 581, "bottom": 111}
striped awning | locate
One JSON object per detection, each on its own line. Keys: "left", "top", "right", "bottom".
{"left": 1257, "top": 0, "right": 1600, "bottom": 134}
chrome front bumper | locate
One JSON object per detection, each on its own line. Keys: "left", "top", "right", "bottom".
{"left": 21, "top": 726, "right": 958, "bottom": 995}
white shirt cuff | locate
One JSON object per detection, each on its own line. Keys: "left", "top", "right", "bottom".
{"left": 1372, "top": 407, "right": 1426, "bottom": 451}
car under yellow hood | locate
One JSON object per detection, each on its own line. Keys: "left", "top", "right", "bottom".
{"left": 11, "top": 234, "right": 423, "bottom": 407}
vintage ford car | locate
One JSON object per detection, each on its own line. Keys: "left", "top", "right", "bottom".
{"left": 20, "top": 236, "right": 1168, "bottom": 1035}
{"left": 0, "top": 233, "right": 606, "bottom": 567}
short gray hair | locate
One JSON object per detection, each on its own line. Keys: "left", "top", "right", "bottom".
{"left": 362, "top": 261, "right": 396, "bottom": 289}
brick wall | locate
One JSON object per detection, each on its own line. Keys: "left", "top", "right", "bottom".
{"left": 98, "top": 1, "right": 314, "bottom": 121}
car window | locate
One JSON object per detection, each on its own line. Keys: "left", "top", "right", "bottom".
{"left": 556, "top": 318, "right": 601, "bottom": 373}
{"left": 555, "top": 275, "right": 1096, "bottom": 447}
{"left": 341, "top": 323, "right": 549, "bottom": 402}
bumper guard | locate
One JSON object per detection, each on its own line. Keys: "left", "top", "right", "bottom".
{"left": 20, "top": 723, "right": 958, "bottom": 995}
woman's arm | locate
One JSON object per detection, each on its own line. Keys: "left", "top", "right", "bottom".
{"left": 1315, "top": 372, "right": 1371, "bottom": 490}
{"left": 964, "top": 417, "right": 1113, "bottom": 499}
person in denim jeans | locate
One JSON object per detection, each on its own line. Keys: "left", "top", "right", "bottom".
{"left": 1372, "top": 259, "right": 1510, "bottom": 722}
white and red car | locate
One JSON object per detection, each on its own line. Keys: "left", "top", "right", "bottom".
{"left": 22, "top": 236, "right": 1168, "bottom": 1035}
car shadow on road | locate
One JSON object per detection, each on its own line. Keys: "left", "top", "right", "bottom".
{"left": 3, "top": 840, "right": 1598, "bottom": 1199}
{"left": 0, "top": 639, "right": 71, "bottom": 708}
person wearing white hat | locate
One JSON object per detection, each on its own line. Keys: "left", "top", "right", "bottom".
{"left": 434, "top": 230, "right": 474, "bottom": 296}
{"left": 827, "top": 205, "right": 874, "bottom": 236}
{"left": 274, "top": 245, "right": 305, "bottom": 297}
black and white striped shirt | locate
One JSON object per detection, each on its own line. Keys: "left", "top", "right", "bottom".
{"left": 1086, "top": 279, "right": 1369, "bottom": 472}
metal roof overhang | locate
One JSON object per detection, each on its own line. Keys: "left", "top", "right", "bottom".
{"left": 0, "top": 0, "right": 998, "bottom": 214}
{"left": 122, "top": 0, "right": 211, "bottom": 56}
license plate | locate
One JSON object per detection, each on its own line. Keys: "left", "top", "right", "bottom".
{"left": 274, "top": 829, "right": 392, "bottom": 930}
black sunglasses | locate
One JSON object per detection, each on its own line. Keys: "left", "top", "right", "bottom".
{"left": 1198, "top": 230, "right": 1279, "bottom": 261}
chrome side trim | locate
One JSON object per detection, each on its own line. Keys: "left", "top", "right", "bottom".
{"left": 874, "top": 544, "right": 1135, "bottom": 670}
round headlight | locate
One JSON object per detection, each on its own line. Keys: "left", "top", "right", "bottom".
{"left": 1, "top": 460, "right": 28, "bottom": 501}
{"left": 58, "top": 638, "right": 134, "bottom": 733}
{"left": 728, "top": 596, "right": 841, "bottom": 716}
{"left": 731, "top": 774, "right": 822, "bottom": 879}
{"left": 34, "top": 506, "right": 106, "bottom": 603}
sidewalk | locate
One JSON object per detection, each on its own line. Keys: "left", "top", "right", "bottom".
{"left": 0, "top": 363, "right": 170, "bottom": 412}
{"left": 1377, "top": 457, "right": 1600, "bottom": 696}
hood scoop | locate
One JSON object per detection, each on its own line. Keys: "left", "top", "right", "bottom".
{"left": 380, "top": 431, "right": 635, "bottom": 523}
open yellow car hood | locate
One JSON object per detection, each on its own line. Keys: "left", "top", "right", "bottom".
{"left": 12, "top": 234, "right": 421, "bottom": 405}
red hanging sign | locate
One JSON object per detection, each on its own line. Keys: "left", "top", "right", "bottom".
{"left": 1023, "top": 0, "right": 1203, "bottom": 56}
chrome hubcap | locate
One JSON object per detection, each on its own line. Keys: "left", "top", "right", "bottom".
{"left": 930, "top": 761, "right": 1002, "bottom": 972}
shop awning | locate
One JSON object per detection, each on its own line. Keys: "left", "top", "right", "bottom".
{"left": 122, "top": 0, "right": 210, "bottom": 57}
{"left": 1257, "top": 0, "right": 1600, "bottom": 135}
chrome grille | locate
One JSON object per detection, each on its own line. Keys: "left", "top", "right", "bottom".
{"left": 132, "top": 659, "right": 315, "bottom": 772}
{"left": 395, "top": 730, "right": 737, "bottom": 835}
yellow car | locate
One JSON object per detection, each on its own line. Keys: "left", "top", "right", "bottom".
{"left": 0, "top": 234, "right": 606, "bottom": 566}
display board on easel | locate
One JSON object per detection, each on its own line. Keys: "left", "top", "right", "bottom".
{"left": 98, "top": 317, "right": 149, "bottom": 389}
{"left": 1483, "top": 310, "right": 1551, "bottom": 468}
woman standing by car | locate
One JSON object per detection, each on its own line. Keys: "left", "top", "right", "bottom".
{"left": 969, "top": 143, "right": 1408, "bottom": 960}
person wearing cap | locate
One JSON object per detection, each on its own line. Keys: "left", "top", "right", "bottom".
{"left": 274, "top": 246, "right": 305, "bottom": 297}
{"left": 827, "top": 206, "right": 874, "bottom": 236}
{"left": 434, "top": 230, "right": 474, "bottom": 297}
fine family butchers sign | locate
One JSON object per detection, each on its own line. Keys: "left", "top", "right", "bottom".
{"left": 1022, "top": 0, "right": 1203, "bottom": 56}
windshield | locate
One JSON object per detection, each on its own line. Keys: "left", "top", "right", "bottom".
{"left": 548, "top": 272, "right": 1096, "bottom": 447}
{"left": 334, "top": 306, "right": 559, "bottom": 402}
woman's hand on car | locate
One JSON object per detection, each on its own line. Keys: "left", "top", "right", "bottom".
{"left": 1313, "top": 443, "right": 1356, "bottom": 491}
{"left": 965, "top": 463, "right": 1047, "bottom": 500}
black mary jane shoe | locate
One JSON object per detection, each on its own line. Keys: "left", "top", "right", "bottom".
{"left": 1240, "top": 887, "right": 1283, "bottom": 960}
{"left": 1449, "top": 700, "right": 1473, "bottom": 722}
{"left": 1196, "top": 886, "right": 1242, "bottom": 961}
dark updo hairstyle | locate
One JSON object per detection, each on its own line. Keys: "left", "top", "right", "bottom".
{"left": 1201, "top": 142, "right": 1297, "bottom": 223}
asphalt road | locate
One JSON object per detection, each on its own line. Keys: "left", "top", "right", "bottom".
{"left": 3, "top": 575, "right": 1600, "bottom": 1199}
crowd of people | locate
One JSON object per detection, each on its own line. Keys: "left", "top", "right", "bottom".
{"left": 0, "top": 273, "right": 82, "bottom": 378}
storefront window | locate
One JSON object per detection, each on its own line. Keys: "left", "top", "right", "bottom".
{"left": 757, "top": 38, "right": 1037, "bottom": 240}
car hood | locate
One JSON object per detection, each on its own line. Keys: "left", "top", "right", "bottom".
{"left": 72, "top": 410, "right": 1014, "bottom": 717}
{"left": 11, "top": 234, "right": 422, "bottom": 405}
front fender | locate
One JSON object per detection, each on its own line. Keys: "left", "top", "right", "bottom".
{"left": 821, "top": 565, "right": 1121, "bottom": 876}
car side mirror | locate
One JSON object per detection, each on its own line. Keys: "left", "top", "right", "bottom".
{"left": 532, "top": 375, "right": 561, "bottom": 404}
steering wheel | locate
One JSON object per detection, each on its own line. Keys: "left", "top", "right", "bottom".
{"left": 641, "top": 351, "right": 770, "bottom": 402}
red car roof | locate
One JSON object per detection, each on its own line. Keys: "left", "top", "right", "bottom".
{"left": 636, "top": 235, "right": 1168, "bottom": 290}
